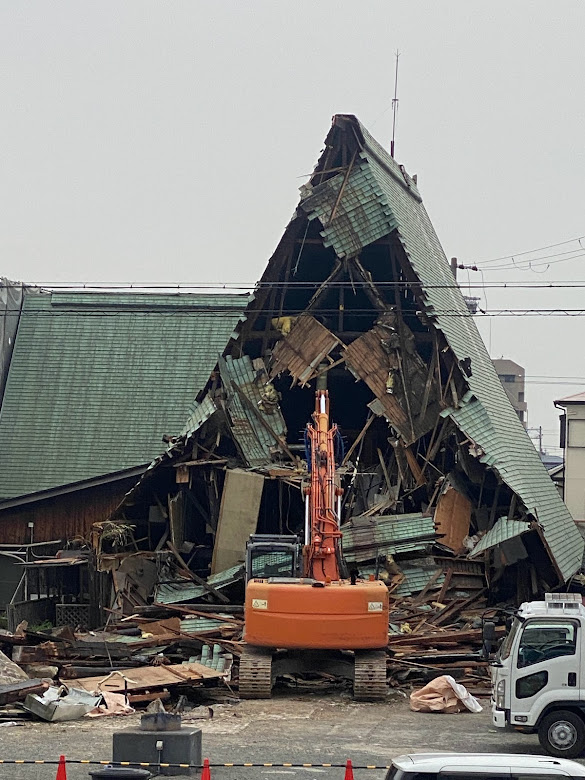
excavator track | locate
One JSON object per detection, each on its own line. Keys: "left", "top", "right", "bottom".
{"left": 353, "top": 650, "right": 387, "bottom": 701}
{"left": 238, "top": 646, "right": 273, "bottom": 699}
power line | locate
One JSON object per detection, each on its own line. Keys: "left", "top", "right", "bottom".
{"left": 6, "top": 280, "right": 585, "bottom": 291}
{"left": 5, "top": 307, "right": 585, "bottom": 318}
{"left": 474, "top": 235, "right": 585, "bottom": 267}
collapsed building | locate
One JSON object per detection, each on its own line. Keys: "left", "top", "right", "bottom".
{"left": 100, "top": 114, "right": 583, "bottom": 621}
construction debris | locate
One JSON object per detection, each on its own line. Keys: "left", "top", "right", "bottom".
{"left": 3, "top": 114, "right": 584, "bottom": 706}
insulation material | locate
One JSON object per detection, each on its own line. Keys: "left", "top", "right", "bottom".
{"left": 211, "top": 469, "right": 264, "bottom": 573}
{"left": 434, "top": 485, "right": 472, "bottom": 552}
{"left": 269, "top": 315, "right": 342, "bottom": 386}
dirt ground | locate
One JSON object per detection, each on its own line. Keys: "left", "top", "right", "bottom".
{"left": 0, "top": 689, "right": 578, "bottom": 780}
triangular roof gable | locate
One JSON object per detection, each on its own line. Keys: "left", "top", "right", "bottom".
{"left": 231, "top": 114, "right": 583, "bottom": 581}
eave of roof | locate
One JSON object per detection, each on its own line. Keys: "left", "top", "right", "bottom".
{"left": 555, "top": 390, "right": 585, "bottom": 404}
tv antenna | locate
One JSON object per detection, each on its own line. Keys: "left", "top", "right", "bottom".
{"left": 390, "top": 50, "right": 400, "bottom": 158}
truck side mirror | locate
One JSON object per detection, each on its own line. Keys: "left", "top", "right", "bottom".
{"left": 482, "top": 620, "right": 497, "bottom": 657}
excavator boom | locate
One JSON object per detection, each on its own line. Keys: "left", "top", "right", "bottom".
{"left": 304, "top": 390, "right": 342, "bottom": 581}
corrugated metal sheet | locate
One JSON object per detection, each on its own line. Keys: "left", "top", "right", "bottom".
{"left": 470, "top": 516, "right": 533, "bottom": 557}
{"left": 302, "top": 114, "right": 584, "bottom": 582}
{"left": 269, "top": 316, "right": 341, "bottom": 386}
{"left": 155, "top": 564, "right": 244, "bottom": 604}
{"left": 0, "top": 291, "right": 247, "bottom": 498}
{"left": 359, "top": 561, "right": 443, "bottom": 597}
{"left": 219, "top": 355, "right": 287, "bottom": 467}
{"left": 341, "top": 512, "right": 436, "bottom": 563}
{"left": 181, "top": 615, "right": 236, "bottom": 633}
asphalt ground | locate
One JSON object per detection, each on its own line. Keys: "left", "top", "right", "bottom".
{"left": 0, "top": 689, "right": 577, "bottom": 780}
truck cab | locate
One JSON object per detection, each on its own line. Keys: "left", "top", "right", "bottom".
{"left": 489, "top": 593, "right": 585, "bottom": 758}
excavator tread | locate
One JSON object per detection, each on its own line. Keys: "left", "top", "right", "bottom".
{"left": 238, "top": 646, "right": 273, "bottom": 699}
{"left": 353, "top": 650, "right": 387, "bottom": 701}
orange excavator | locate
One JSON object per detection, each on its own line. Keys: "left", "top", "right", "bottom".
{"left": 240, "top": 390, "right": 389, "bottom": 700}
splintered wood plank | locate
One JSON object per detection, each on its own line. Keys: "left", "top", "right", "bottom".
{"left": 66, "top": 662, "right": 224, "bottom": 693}
{"left": 343, "top": 330, "right": 411, "bottom": 440}
{"left": 269, "top": 315, "right": 342, "bottom": 385}
{"left": 434, "top": 485, "right": 472, "bottom": 551}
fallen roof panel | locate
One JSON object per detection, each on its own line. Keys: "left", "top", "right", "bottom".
{"left": 470, "top": 517, "right": 534, "bottom": 557}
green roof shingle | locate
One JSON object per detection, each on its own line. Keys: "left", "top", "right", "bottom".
{"left": 0, "top": 291, "right": 247, "bottom": 499}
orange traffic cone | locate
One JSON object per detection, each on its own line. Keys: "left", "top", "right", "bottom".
{"left": 201, "top": 758, "right": 211, "bottom": 780}
{"left": 344, "top": 760, "right": 354, "bottom": 780}
{"left": 56, "top": 756, "right": 67, "bottom": 780}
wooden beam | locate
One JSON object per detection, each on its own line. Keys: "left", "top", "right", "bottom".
{"left": 165, "top": 540, "right": 230, "bottom": 604}
{"left": 341, "top": 413, "right": 375, "bottom": 466}
{"left": 326, "top": 149, "right": 358, "bottom": 226}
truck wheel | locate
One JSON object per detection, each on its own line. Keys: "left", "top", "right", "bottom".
{"left": 538, "top": 710, "right": 585, "bottom": 758}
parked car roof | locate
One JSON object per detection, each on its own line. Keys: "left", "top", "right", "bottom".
{"left": 392, "top": 753, "right": 585, "bottom": 774}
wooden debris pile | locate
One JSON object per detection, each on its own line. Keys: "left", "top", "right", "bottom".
{"left": 385, "top": 585, "right": 499, "bottom": 695}
{"left": 0, "top": 610, "right": 243, "bottom": 714}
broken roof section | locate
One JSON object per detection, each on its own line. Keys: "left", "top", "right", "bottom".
{"left": 233, "top": 114, "right": 582, "bottom": 583}
{"left": 0, "top": 291, "right": 247, "bottom": 499}
{"left": 294, "top": 115, "right": 583, "bottom": 582}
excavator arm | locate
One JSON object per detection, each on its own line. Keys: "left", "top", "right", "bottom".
{"left": 304, "top": 390, "right": 343, "bottom": 581}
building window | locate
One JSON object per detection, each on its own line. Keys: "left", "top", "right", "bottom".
{"left": 500, "top": 374, "right": 516, "bottom": 383}
{"left": 568, "top": 419, "right": 585, "bottom": 448}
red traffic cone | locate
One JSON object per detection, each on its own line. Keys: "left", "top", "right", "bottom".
{"left": 201, "top": 758, "right": 211, "bottom": 780}
{"left": 56, "top": 756, "right": 67, "bottom": 780}
{"left": 344, "top": 759, "right": 354, "bottom": 780}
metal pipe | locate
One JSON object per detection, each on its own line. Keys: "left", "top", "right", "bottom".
{"left": 304, "top": 494, "right": 310, "bottom": 545}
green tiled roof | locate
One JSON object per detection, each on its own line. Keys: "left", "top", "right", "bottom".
{"left": 470, "top": 516, "right": 533, "bottom": 557}
{"left": 341, "top": 512, "right": 437, "bottom": 563}
{"left": 0, "top": 291, "right": 247, "bottom": 499}
{"left": 303, "top": 114, "right": 584, "bottom": 582}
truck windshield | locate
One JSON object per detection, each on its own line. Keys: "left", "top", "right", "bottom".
{"left": 498, "top": 617, "right": 521, "bottom": 661}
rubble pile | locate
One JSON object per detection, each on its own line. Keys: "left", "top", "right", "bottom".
{"left": 0, "top": 560, "right": 500, "bottom": 713}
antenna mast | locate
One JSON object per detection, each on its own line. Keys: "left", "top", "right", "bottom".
{"left": 390, "top": 50, "right": 400, "bottom": 158}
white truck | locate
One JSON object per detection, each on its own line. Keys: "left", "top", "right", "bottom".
{"left": 485, "top": 592, "right": 585, "bottom": 759}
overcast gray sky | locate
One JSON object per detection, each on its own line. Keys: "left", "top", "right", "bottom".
{"left": 1, "top": 1, "right": 584, "bottom": 453}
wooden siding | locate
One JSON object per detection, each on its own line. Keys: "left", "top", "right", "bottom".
{"left": 0, "top": 478, "right": 137, "bottom": 544}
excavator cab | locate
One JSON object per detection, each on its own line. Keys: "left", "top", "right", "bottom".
{"left": 245, "top": 534, "right": 302, "bottom": 582}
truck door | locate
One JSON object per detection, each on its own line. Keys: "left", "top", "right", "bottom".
{"left": 510, "top": 618, "right": 580, "bottom": 720}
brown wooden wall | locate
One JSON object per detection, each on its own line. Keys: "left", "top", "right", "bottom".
{"left": 0, "top": 478, "right": 137, "bottom": 545}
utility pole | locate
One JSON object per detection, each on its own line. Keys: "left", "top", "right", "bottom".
{"left": 390, "top": 50, "right": 400, "bottom": 158}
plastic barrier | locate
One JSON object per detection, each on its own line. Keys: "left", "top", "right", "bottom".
{"left": 0, "top": 758, "right": 392, "bottom": 771}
